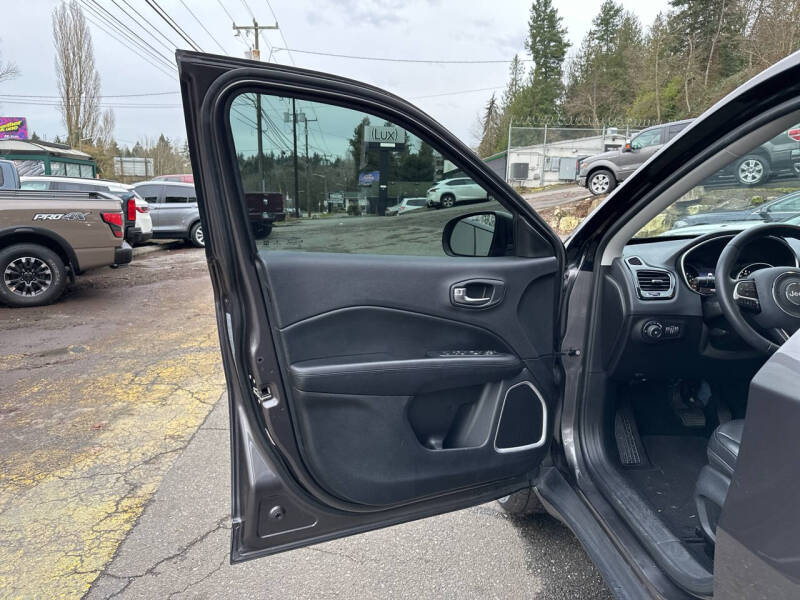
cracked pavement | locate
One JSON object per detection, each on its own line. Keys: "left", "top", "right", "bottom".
{"left": 87, "top": 397, "right": 611, "bottom": 600}
{"left": 0, "top": 245, "right": 225, "bottom": 598}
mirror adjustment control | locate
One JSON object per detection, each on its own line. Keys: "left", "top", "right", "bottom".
{"left": 641, "top": 319, "right": 683, "bottom": 342}
{"left": 643, "top": 321, "right": 664, "bottom": 341}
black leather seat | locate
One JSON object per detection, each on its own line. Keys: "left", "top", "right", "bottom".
{"left": 695, "top": 420, "right": 744, "bottom": 544}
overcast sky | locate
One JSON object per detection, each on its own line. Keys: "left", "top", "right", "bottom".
{"left": 1, "top": 0, "right": 670, "bottom": 148}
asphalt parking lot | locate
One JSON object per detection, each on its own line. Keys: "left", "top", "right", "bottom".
{"left": 1, "top": 202, "right": 611, "bottom": 599}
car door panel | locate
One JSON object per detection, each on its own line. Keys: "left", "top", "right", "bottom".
{"left": 261, "top": 251, "right": 558, "bottom": 506}
{"left": 178, "top": 51, "right": 565, "bottom": 561}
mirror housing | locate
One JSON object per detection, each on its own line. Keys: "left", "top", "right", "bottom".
{"left": 442, "top": 211, "right": 514, "bottom": 257}
{"left": 622, "top": 140, "right": 632, "bottom": 152}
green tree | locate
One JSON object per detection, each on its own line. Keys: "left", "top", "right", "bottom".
{"left": 523, "top": 0, "right": 570, "bottom": 119}
{"left": 477, "top": 93, "right": 502, "bottom": 157}
{"left": 565, "top": 1, "right": 643, "bottom": 126}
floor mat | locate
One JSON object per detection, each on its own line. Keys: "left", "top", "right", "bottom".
{"left": 623, "top": 435, "right": 713, "bottom": 569}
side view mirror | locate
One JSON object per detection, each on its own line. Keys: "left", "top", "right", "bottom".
{"left": 442, "top": 211, "right": 514, "bottom": 257}
{"left": 622, "top": 140, "right": 632, "bottom": 152}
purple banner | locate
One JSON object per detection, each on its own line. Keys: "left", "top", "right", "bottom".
{"left": 0, "top": 117, "right": 28, "bottom": 140}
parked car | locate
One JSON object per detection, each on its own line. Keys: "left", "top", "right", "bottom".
{"left": 0, "top": 158, "right": 21, "bottom": 190}
{"left": 670, "top": 190, "right": 800, "bottom": 230}
{"left": 715, "top": 125, "right": 800, "bottom": 186}
{"left": 0, "top": 187, "right": 131, "bottom": 306}
{"left": 152, "top": 173, "right": 194, "bottom": 183}
{"left": 578, "top": 119, "right": 693, "bottom": 194}
{"left": 132, "top": 181, "right": 204, "bottom": 247}
{"left": 389, "top": 197, "right": 427, "bottom": 215}
{"left": 180, "top": 49, "right": 800, "bottom": 599}
{"left": 244, "top": 192, "right": 285, "bottom": 237}
{"left": 20, "top": 176, "right": 152, "bottom": 245}
{"left": 426, "top": 177, "right": 489, "bottom": 208}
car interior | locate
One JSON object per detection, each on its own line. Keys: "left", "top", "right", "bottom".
{"left": 181, "top": 50, "right": 800, "bottom": 596}
{"left": 574, "top": 109, "right": 800, "bottom": 595}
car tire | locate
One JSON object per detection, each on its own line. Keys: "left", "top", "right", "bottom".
{"left": 736, "top": 155, "right": 770, "bottom": 186}
{"left": 441, "top": 194, "right": 455, "bottom": 208}
{"left": 252, "top": 223, "right": 273, "bottom": 239}
{"left": 497, "top": 486, "right": 546, "bottom": 517}
{"left": 189, "top": 222, "right": 205, "bottom": 248}
{"left": 0, "top": 243, "right": 68, "bottom": 308}
{"left": 588, "top": 169, "right": 616, "bottom": 195}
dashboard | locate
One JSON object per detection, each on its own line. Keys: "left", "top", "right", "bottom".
{"left": 599, "top": 232, "right": 800, "bottom": 379}
{"left": 679, "top": 235, "right": 798, "bottom": 295}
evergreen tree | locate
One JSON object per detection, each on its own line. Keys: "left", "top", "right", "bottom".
{"left": 477, "top": 93, "right": 502, "bottom": 157}
{"left": 523, "top": 0, "right": 570, "bottom": 119}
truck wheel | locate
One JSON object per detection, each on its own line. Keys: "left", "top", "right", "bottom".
{"left": 588, "top": 169, "right": 616, "bottom": 195}
{"left": 441, "top": 194, "right": 455, "bottom": 208}
{"left": 252, "top": 223, "right": 273, "bottom": 239}
{"left": 0, "top": 244, "right": 68, "bottom": 308}
{"left": 736, "top": 155, "right": 770, "bottom": 186}
{"left": 189, "top": 222, "right": 205, "bottom": 248}
{"left": 497, "top": 486, "right": 546, "bottom": 517}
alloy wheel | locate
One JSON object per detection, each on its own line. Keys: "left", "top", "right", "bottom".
{"left": 195, "top": 225, "right": 204, "bottom": 246}
{"left": 4, "top": 256, "right": 52, "bottom": 297}
{"left": 738, "top": 159, "right": 764, "bottom": 184}
{"left": 590, "top": 173, "right": 610, "bottom": 194}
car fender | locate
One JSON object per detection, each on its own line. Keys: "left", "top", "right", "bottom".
{"left": 0, "top": 226, "right": 81, "bottom": 273}
{"left": 182, "top": 207, "right": 201, "bottom": 233}
{"left": 584, "top": 160, "right": 620, "bottom": 182}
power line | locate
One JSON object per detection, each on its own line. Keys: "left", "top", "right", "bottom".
{"left": 117, "top": 0, "right": 182, "bottom": 54}
{"left": 0, "top": 91, "right": 178, "bottom": 99}
{"left": 178, "top": 0, "right": 228, "bottom": 54}
{"left": 80, "top": 8, "right": 176, "bottom": 79}
{"left": 239, "top": 0, "right": 255, "bottom": 19}
{"left": 215, "top": 0, "right": 236, "bottom": 22}
{"left": 263, "top": 0, "right": 293, "bottom": 65}
{"left": 144, "top": 0, "right": 204, "bottom": 52}
{"left": 271, "top": 47, "right": 532, "bottom": 64}
{"left": 410, "top": 85, "right": 505, "bottom": 100}
{"left": 79, "top": 0, "right": 176, "bottom": 73}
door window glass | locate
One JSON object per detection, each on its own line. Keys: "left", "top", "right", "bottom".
{"left": 164, "top": 190, "right": 189, "bottom": 203}
{"left": 20, "top": 180, "right": 49, "bottom": 190}
{"left": 228, "top": 92, "right": 501, "bottom": 255}
{"left": 636, "top": 123, "right": 800, "bottom": 237}
{"left": 630, "top": 128, "right": 663, "bottom": 150}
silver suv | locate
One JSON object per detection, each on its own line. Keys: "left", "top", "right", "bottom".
{"left": 577, "top": 120, "right": 692, "bottom": 195}
{"left": 132, "top": 181, "right": 204, "bottom": 247}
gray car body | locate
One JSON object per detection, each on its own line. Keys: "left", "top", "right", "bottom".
{"left": 577, "top": 120, "right": 693, "bottom": 191}
{"left": 132, "top": 181, "right": 199, "bottom": 239}
{"left": 0, "top": 159, "right": 21, "bottom": 190}
{"left": 671, "top": 190, "right": 800, "bottom": 230}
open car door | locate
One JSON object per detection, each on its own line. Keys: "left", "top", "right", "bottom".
{"left": 178, "top": 51, "right": 566, "bottom": 562}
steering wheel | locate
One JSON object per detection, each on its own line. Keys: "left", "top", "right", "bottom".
{"left": 716, "top": 224, "right": 800, "bottom": 354}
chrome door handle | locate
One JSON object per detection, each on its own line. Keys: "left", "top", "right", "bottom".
{"left": 450, "top": 279, "right": 505, "bottom": 308}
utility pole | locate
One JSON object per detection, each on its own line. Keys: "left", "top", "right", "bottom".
{"left": 233, "top": 19, "right": 278, "bottom": 194}
{"left": 302, "top": 114, "right": 317, "bottom": 216}
{"left": 286, "top": 101, "right": 300, "bottom": 217}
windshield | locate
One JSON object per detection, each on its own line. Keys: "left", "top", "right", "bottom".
{"left": 635, "top": 124, "right": 800, "bottom": 238}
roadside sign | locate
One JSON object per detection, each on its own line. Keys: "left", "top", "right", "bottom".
{"left": 358, "top": 171, "right": 379, "bottom": 186}
{"left": 363, "top": 126, "right": 405, "bottom": 146}
{"left": 0, "top": 117, "right": 28, "bottom": 139}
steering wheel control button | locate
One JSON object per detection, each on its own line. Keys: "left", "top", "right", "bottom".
{"left": 734, "top": 279, "right": 761, "bottom": 312}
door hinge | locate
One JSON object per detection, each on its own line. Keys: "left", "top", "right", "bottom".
{"left": 250, "top": 377, "right": 278, "bottom": 409}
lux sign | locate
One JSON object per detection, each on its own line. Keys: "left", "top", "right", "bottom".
{"left": 363, "top": 126, "right": 405, "bottom": 146}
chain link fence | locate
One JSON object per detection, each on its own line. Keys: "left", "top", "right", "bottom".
{"left": 505, "top": 125, "right": 640, "bottom": 187}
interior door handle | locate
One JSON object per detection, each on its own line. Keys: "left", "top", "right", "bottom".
{"left": 453, "top": 287, "right": 491, "bottom": 304}
{"left": 450, "top": 279, "right": 505, "bottom": 309}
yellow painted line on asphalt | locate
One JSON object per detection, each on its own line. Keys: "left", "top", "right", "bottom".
{"left": 0, "top": 317, "right": 225, "bottom": 598}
